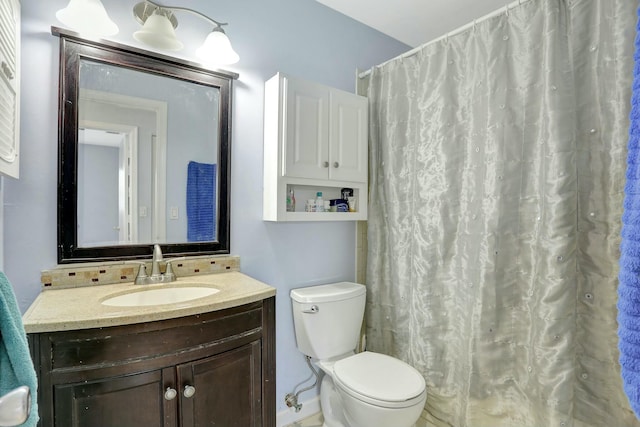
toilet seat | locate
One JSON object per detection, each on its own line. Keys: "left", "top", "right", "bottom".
{"left": 332, "top": 351, "right": 426, "bottom": 409}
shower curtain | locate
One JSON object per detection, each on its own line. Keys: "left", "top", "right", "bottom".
{"left": 364, "top": 1, "right": 637, "bottom": 426}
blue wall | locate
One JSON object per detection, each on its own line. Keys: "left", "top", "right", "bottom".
{"left": 7, "top": 0, "right": 409, "bottom": 417}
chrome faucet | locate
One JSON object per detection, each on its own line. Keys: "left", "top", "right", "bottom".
{"left": 150, "top": 244, "right": 163, "bottom": 279}
{"left": 133, "top": 244, "right": 184, "bottom": 285}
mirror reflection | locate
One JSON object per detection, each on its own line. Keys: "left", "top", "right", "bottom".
{"left": 77, "top": 60, "right": 219, "bottom": 247}
{"left": 56, "top": 29, "right": 234, "bottom": 263}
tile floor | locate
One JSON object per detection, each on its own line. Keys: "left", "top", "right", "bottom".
{"left": 285, "top": 412, "right": 323, "bottom": 427}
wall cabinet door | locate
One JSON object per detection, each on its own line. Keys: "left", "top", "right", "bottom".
{"left": 283, "top": 76, "right": 329, "bottom": 180}
{"left": 329, "top": 89, "right": 367, "bottom": 182}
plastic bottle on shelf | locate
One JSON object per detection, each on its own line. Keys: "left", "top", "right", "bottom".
{"left": 315, "top": 192, "right": 325, "bottom": 212}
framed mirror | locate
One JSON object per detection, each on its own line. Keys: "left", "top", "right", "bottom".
{"left": 55, "top": 28, "right": 236, "bottom": 263}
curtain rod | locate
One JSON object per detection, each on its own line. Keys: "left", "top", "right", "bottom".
{"left": 358, "top": 0, "right": 532, "bottom": 79}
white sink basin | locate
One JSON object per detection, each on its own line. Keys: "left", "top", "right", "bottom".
{"left": 102, "top": 286, "right": 219, "bottom": 307}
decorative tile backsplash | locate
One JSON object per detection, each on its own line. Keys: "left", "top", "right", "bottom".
{"left": 41, "top": 255, "right": 240, "bottom": 289}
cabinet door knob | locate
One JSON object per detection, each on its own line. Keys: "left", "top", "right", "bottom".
{"left": 183, "top": 385, "right": 196, "bottom": 398}
{"left": 323, "top": 161, "right": 329, "bottom": 168}
{"left": 333, "top": 162, "right": 339, "bottom": 168}
{"left": 164, "top": 387, "right": 177, "bottom": 400}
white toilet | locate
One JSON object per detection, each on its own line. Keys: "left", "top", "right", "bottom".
{"left": 290, "top": 282, "right": 426, "bottom": 427}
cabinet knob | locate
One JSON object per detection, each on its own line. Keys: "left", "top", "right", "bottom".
{"left": 164, "top": 387, "right": 177, "bottom": 400}
{"left": 323, "top": 161, "right": 329, "bottom": 168}
{"left": 183, "top": 385, "right": 196, "bottom": 398}
{"left": 333, "top": 162, "right": 340, "bottom": 168}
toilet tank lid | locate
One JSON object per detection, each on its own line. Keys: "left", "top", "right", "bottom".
{"left": 290, "top": 282, "right": 365, "bottom": 303}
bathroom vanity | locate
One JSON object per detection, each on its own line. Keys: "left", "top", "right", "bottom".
{"left": 36, "top": 28, "right": 273, "bottom": 426}
{"left": 23, "top": 271, "right": 276, "bottom": 427}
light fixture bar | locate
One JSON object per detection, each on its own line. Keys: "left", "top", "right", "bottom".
{"left": 132, "top": 0, "right": 240, "bottom": 65}
{"left": 133, "top": 1, "right": 227, "bottom": 28}
{"left": 133, "top": 1, "right": 178, "bottom": 28}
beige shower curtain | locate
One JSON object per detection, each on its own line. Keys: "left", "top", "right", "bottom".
{"left": 364, "top": 0, "right": 638, "bottom": 426}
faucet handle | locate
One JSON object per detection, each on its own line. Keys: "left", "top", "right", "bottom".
{"left": 164, "top": 257, "right": 186, "bottom": 281}
{"left": 136, "top": 263, "right": 148, "bottom": 278}
{"left": 125, "top": 261, "right": 149, "bottom": 285}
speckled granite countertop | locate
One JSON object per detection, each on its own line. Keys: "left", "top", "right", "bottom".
{"left": 23, "top": 272, "right": 276, "bottom": 333}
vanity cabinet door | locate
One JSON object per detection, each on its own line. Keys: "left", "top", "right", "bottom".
{"left": 53, "top": 367, "right": 177, "bottom": 427}
{"left": 178, "top": 341, "right": 262, "bottom": 427}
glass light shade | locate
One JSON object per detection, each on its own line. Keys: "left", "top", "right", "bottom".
{"left": 133, "top": 13, "right": 184, "bottom": 51}
{"left": 196, "top": 29, "right": 240, "bottom": 66}
{"left": 56, "top": 0, "right": 119, "bottom": 37}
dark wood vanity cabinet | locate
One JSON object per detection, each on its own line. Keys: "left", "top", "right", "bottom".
{"left": 28, "top": 298, "right": 275, "bottom": 427}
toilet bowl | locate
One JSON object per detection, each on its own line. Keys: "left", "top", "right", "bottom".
{"left": 290, "top": 282, "right": 427, "bottom": 427}
{"left": 322, "top": 351, "right": 426, "bottom": 427}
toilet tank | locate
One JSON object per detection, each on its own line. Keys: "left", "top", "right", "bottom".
{"left": 290, "top": 282, "right": 366, "bottom": 360}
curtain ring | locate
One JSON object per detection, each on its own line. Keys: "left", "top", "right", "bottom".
{"left": 473, "top": 19, "right": 477, "bottom": 30}
{"left": 505, "top": 4, "right": 509, "bottom": 16}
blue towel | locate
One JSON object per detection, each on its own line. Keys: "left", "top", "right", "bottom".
{"left": 186, "top": 161, "right": 216, "bottom": 242}
{"left": 619, "top": 6, "right": 640, "bottom": 419}
{"left": 0, "top": 272, "right": 38, "bottom": 426}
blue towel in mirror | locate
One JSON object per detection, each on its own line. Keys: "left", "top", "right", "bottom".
{"left": 187, "top": 161, "right": 216, "bottom": 242}
{"left": 0, "top": 272, "right": 38, "bottom": 426}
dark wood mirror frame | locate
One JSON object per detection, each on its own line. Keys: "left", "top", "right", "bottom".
{"left": 55, "top": 27, "right": 237, "bottom": 263}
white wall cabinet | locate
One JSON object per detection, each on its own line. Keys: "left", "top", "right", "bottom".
{"left": 264, "top": 73, "right": 368, "bottom": 221}
{"left": 0, "top": 0, "right": 19, "bottom": 179}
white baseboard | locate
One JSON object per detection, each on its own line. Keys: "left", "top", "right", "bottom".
{"left": 276, "top": 395, "right": 321, "bottom": 427}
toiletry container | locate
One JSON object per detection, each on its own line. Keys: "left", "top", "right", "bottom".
{"left": 316, "top": 192, "right": 325, "bottom": 212}
{"left": 287, "top": 188, "right": 296, "bottom": 212}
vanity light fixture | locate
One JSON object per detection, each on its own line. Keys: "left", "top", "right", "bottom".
{"left": 133, "top": 7, "right": 183, "bottom": 51}
{"left": 132, "top": 1, "right": 240, "bottom": 65}
{"left": 195, "top": 24, "right": 239, "bottom": 66}
{"left": 56, "top": 0, "right": 119, "bottom": 37}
